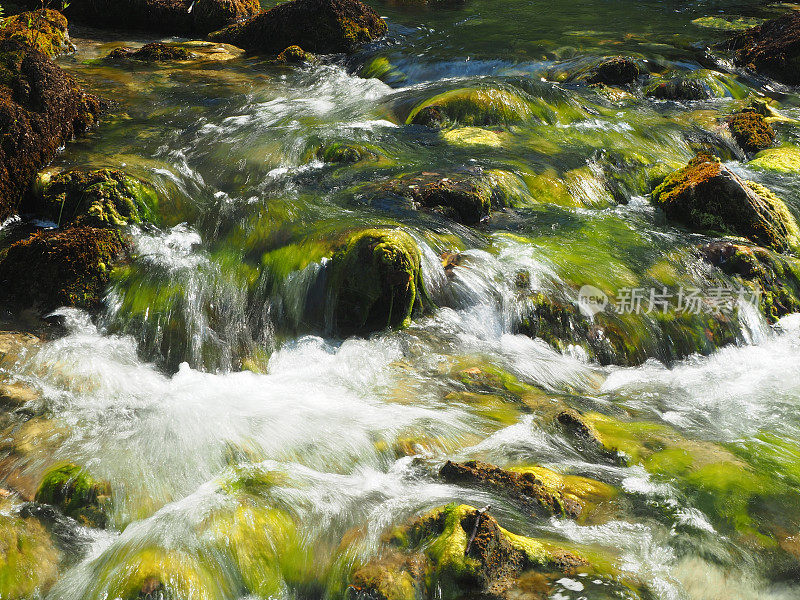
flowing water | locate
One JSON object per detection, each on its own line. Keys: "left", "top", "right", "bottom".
{"left": 3, "top": 0, "right": 800, "bottom": 598}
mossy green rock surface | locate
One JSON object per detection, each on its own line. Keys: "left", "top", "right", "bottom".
{"left": 35, "top": 463, "right": 112, "bottom": 527}
{"left": 327, "top": 229, "right": 428, "bottom": 335}
{"left": 0, "top": 511, "right": 60, "bottom": 599}
{"left": 0, "top": 9, "right": 70, "bottom": 58}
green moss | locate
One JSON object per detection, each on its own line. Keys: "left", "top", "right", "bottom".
{"left": 35, "top": 462, "right": 112, "bottom": 527}
{"left": 0, "top": 9, "right": 68, "bottom": 58}
{"left": 360, "top": 56, "right": 405, "bottom": 84}
{"left": 0, "top": 512, "right": 60, "bottom": 599}
{"left": 327, "top": 229, "right": 430, "bottom": 335}
{"left": 316, "top": 142, "right": 381, "bottom": 164}
{"left": 644, "top": 70, "right": 748, "bottom": 100}
{"left": 35, "top": 169, "right": 159, "bottom": 228}
{"left": 727, "top": 110, "right": 775, "bottom": 154}
{"left": 104, "top": 42, "right": 193, "bottom": 62}
{"left": 276, "top": 45, "right": 313, "bottom": 64}
{"left": 407, "top": 87, "right": 533, "bottom": 127}
{"left": 749, "top": 147, "right": 800, "bottom": 174}
{"left": 692, "top": 16, "right": 765, "bottom": 31}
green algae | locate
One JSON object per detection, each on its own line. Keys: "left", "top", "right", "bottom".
{"left": 0, "top": 510, "right": 60, "bottom": 599}
{"left": 35, "top": 462, "right": 112, "bottom": 527}
{"left": 749, "top": 147, "right": 800, "bottom": 174}
{"left": 0, "top": 9, "right": 69, "bottom": 58}
{"left": 407, "top": 87, "right": 534, "bottom": 127}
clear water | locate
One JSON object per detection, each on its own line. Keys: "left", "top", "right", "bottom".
{"left": 2, "top": 0, "right": 800, "bottom": 598}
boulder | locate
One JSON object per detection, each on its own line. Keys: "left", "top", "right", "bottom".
{"left": 209, "top": 0, "right": 387, "bottom": 55}
{"left": 104, "top": 42, "right": 194, "bottom": 62}
{"left": 0, "top": 510, "right": 60, "bottom": 599}
{"left": 34, "top": 463, "right": 112, "bottom": 528}
{"left": 0, "top": 226, "right": 126, "bottom": 312}
{"left": 407, "top": 86, "right": 532, "bottom": 127}
{"left": 726, "top": 110, "right": 774, "bottom": 154}
{"left": 717, "top": 12, "right": 800, "bottom": 85}
{"left": 326, "top": 229, "right": 429, "bottom": 335}
{"left": 35, "top": 0, "right": 260, "bottom": 35}
{"left": 750, "top": 147, "right": 800, "bottom": 174}
{"left": 652, "top": 153, "right": 800, "bottom": 253}
{"left": 0, "top": 25, "right": 102, "bottom": 220}
{"left": 567, "top": 56, "right": 643, "bottom": 86}
{"left": 276, "top": 45, "right": 314, "bottom": 64}
{"left": 0, "top": 9, "right": 71, "bottom": 58}
{"left": 30, "top": 169, "right": 159, "bottom": 228}
{"left": 644, "top": 69, "right": 744, "bottom": 100}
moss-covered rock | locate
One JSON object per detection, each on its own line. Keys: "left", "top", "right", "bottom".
{"left": 644, "top": 69, "right": 745, "bottom": 100}
{"left": 351, "top": 503, "right": 624, "bottom": 600}
{"left": 209, "top": 0, "right": 387, "bottom": 55}
{"left": 567, "top": 56, "right": 643, "bottom": 86}
{"left": 326, "top": 229, "right": 429, "bottom": 335}
{"left": 407, "top": 87, "right": 532, "bottom": 127}
{"left": 33, "top": 0, "right": 260, "bottom": 35}
{"left": 276, "top": 45, "right": 314, "bottom": 64}
{"left": 0, "top": 510, "right": 60, "bottom": 599}
{"left": 439, "top": 460, "right": 615, "bottom": 521}
{"left": 0, "top": 9, "right": 70, "bottom": 58}
{"left": 0, "top": 37, "right": 102, "bottom": 220}
{"left": 717, "top": 12, "right": 800, "bottom": 85}
{"left": 652, "top": 153, "right": 800, "bottom": 253}
{"left": 104, "top": 41, "right": 194, "bottom": 62}
{"left": 317, "top": 142, "right": 381, "bottom": 164}
{"left": 726, "top": 110, "right": 774, "bottom": 154}
{"left": 31, "top": 169, "right": 159, "bottom": 228}
{"left": 0, "top": 225, "right": 126, "bottom": 312}
{"left": 749, "top": 147, "right": 800, "bottom": 174}
{"left": 699, "top": 240, "right": 800, "bottom": 323}
{"left": 34, "top": 463, "right": 112, "bottom": 528}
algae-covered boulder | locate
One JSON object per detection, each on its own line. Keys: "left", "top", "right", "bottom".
{"left": 0, "top": 226, "right": 126, "bottom": 312}
{"left": 105, "top": 42, "right": 194, "bottom": 62}
{"left": 34, "top": 463, "right": 112, "bottom": 528}
{"left": 567, "top": 56, "right": 643, "bottom": 86}
{"left": 644, "top": 69, "right": 745, "bottom": 100}
{"left": 0, "top": 9, "right": 71, "bottom": 58}
{"left": 0, "top": 36, "right": 102, "bottom": 221}
{"left": 726, "top": 110, "right": 774, "bottom": 154}
{"left": 327, "top": 229, "right": 429, "bottom": 336}
{"left": 0, "top": 511, "right": 60, "bottom": 599}
{"left": 749, "top": 147, "right": 800, "bottom": 174}
{"left": 699, "top": 240, "right": 800, "bottom": 323}
{"left": 317, "top": 142, "right": 380, "bottom": 164}
{"left": 31, "top": 169, "right": 159, "bottom": 228}
{"left": 652, "top": 154, "right": 800, "bottom": 253}
{"left": 407, "top": 87, "right": 532, "bottom": 127}
{"left": 277, "top": 45, "right": 315, "bottom": 64}
{"left": 35, "top": 0, "right": 260, "bottom": 35}
{"left": 351, "top": 503, "right": 624, "bottom": 600}
{"left": 209, "top": 0, "right": 387, "bottom": 55}
{"left": 439, "top": 460, "right": 615, "bottom": 520}
{"left": 717, "top": 12, "right": 800, "bottom": 85}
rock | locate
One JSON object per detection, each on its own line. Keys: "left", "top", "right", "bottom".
{"left": 317, "top": 142, "right": 380, "bottom": 164}
{"left": 717, "top": 12, "right": 800, "bottom": 85}
{"left": 351, "top": 503, "right": 614, "bottom": 600}
{"left": 0, "top": 226, "right": 126, "bottom": 312}
{"left": 39, "top": 0, "right": 260, "bottom": 35}
{"left": 0, "top": 33, "right": 102, "bottom": 221}
{"left": 699, "top": 240, "right": 800, "bottom": 323}
{"left": 726, "top": 110, "right": 774, "bottom": 154}
{"left": 276, "top": 45, "right": 314, "bottom": 64}
{"left": 407, "top": 86, "right": 532, "bottom": 127}
{"left": 0, "top": 382, "right": 39, "bottom": 408}
{"left": 209, "top": 0, "right": 387, "bottom": 55}
{"left": 644, "top": 69, "right": 744, "bottom": 100}
{"left": 34, "top": 463, "right": 112, "bottom": 528}
{"left": 369, "top": 172, "right": 496, "bottom": 224}
{"left": 104, "top": 42, "right": 194, "bottom": 62}
{"left": 326, "top": 229, "right": 429, "bottom": 335}
{"left": 30, "top": 169, "right": 159, "bottom": 228}
{"left": 0, "top": 9, "right": 71, "bottom": 58}
{"left": 0, "top": 510, "right": 60, "bottom": 599}
{"left": 749, "top": 147, "right": 800, "bottom": 174}
{"left": 568, "top": 56, "right": 642, "bottom": 86}
{"left": 652, "top": 153, "right": 800, "bottom": 253}
{"left": 439, "top": 460, "right": 614, "bottom": 520}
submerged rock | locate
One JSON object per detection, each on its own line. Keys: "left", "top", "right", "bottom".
{"left": 38, "top": 0, "right": 260, "bottom": 35}
{"left": 699, "top": 240, "right": 800, "bottom": 323}
{"left": 276, "top": 45, "right": 315, "bottom": 64}
{"left": 644, "top": 69, "right": 745, "bottom": 100}
{"left": 34, "top": 463, "right": 112, "bottom": 528}
{"left": 105, "top": 42, "right": 194, "bottom": 62}
{"left": 351, "top": 503, "right": 625, "bottom": 600}
{"left": 652, "top": 154, "right": 800, "bottom": 253}
{"left": 0, "top": 226, "right": 126, "bottom": 312}
{"left": 749, "top": 146, "right": 800, "bottom": 174}
{"left": 0, "top": 9, "right": 71, "bottom": 58}
{"left": 407, "top": 86, "right": 532, "bottom": 127}
{"left": 31, "top": 169, "right": 159, "bottom": 228}
{"left": 717, "top": 12, "right": 800, "bottom": 85}
{"left": 439, "top": 460, "right": 615, "bottom": 520}
{"left": 317, "top": 142, "right": 381, "bottom": 164}
{"left": 0, "top": 33, "right": 102, "bottom": 220}
{"left": 726, "top": 110, "right": 774, "bottom": 154}
{"left": 327, "top": 229, "right": 429, "bottom": 336}
{"left": 568, "top": 56, "right": 643, "bottom": 86}
{"left": 209, "top": 0, "right": 387, "bottom": 55}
